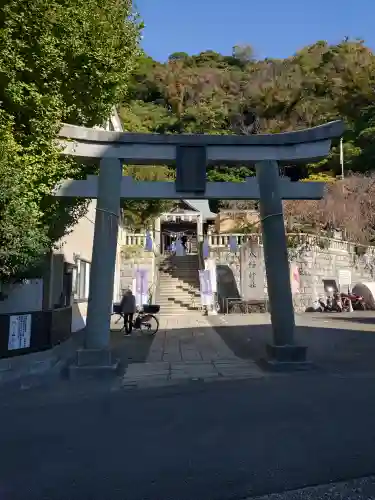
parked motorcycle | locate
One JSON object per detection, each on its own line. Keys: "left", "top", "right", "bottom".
{"left": 340, "top": 291, "right": 366, "bottom": 311}
{"left": 318, "top": 292, "right": 345, "bottom": 312}
{"left": 318, "top": 289, "right": 366, "bottom": 313}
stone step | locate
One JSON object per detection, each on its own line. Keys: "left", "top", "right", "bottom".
{"left": 159, "top": 262, "right": 198, "bottom": 266}
{"left": 159, "top": 278, "right": 198, "bottom": 282}
{"left": 158, "top": 297, "right": 200, "bottom": 305}
{"left": 159, "top": 281, "right": 199, "bottom": 287}
{"left": 158, "top": 302, "right": 199, "bottom": 307}
{"left": 159, "top": 273, "right": 198, "bottom": 278}
{"left": 159, "top": 267, "right": 198, "bottom": 271}
{"left": 159, "top": 270, "right": 198, "bottom": 275}
{"left": 159, "top": 288, "right": 199, "bottom": 291}
{"left": 158, "top": 304, "right": 201, "bottom": 310}
{"left": 159, "top": 271, "right": 198, "bottom": 276}
{"left": 159, "top": 309, "right": 201, "bottom": 314}
{"left": 159, "top": 310, "right": 201, "bottom": 315}
{"left": 159, "top": 273, "right": 199, "bottom": 279}
{"left": 160, "top": 262, "right": 199, "bottom": 266}
{"left": 159, "top": 280, "right": 198, "bottom": 283}
{"left": 158, "top": 291, "right": 199, "bottom": 297}
{"left": 158, "top": 294, "right": 198, "bottom": 300}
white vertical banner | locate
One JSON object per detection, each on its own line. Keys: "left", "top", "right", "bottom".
{"left": 204, "top": 258, "right": 217, "bottom": 294}
{"left": 8, "top": 314, "right": 32, "bottom": 350}
{"left": 199, "top": 270, "right": 213, "bottom": 307}
{"left": 133, "top": 268, "right": 148, "bottom": 308}
{"left": 340, "top": 137, "right": 344, "bottom": 179}
{"left": 84, "top": 261, "right": 90, "bottom": 300}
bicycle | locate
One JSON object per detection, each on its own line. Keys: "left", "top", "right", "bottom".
{"left": 110, "top": 304, "right": 160, "bottom": 335}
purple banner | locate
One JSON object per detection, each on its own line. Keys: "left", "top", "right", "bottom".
{"left": 136, "top": 269, "right": 148, "bottom": 295}
{"left": 229, "top": 235, "right": 238, "bottom": 253}
{"left": 144, "top": 231, "right": 153, "bottom": 252}
{"left": 202, "top": 239, "right": 209, "bottom": 259}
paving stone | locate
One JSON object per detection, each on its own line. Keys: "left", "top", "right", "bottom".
{"left": 162, "top": 354, "right": 182, "bottom": 362}
{"left": 180, "top": 348, "right": 202, "bottom": 361}
{"left": 124, "top": 362, "right": 169, "bottom": 377}
{"left": 147, "top": 348, "right": 164, "bottom": 362}
{"left": 170, "top": 361, "right": 219, "bottom": 380}
{"left": 214, "top": 360, "right": 264, "bottom": 379}
{"left": 122, "top": 377, "right": 172, "bottom": 389}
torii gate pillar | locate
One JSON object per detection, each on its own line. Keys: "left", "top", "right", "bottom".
{"left": 256, "top": 160, "right": 301, "bottom": 363}
{"left": 56, "top": 121, "right": 344, "bottom": 373}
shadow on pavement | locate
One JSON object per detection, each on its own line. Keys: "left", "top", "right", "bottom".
{"left": 318, "top": 314, "right": 375, "bottom": 325}
{"left": 110, "top": 330, "right": 154, "bottom": 371}
{"left": 211, "top": 317, "right": 375, "bottom": 374}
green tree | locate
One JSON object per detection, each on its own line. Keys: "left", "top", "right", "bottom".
{"left": 126, "top": 39, "right": 375, "bottom": 183}
{"left": 0, "top": 0, "right": 141, "bottom": 280}
{"left": 169, "top": 52, "right": 189, "bottom": 61}
{"left": 0, "top": 112, "right": 49, "bottom": 282}
{"left": 121, "top": 166, "right": 174, "bottom": 230}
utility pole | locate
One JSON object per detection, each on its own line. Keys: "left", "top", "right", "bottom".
{"left": 340, "top": 137, "right": 344, "bottom": 179}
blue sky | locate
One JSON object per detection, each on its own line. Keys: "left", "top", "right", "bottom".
{"left": 136, "top": 0, "right": 374, "bottom": 61}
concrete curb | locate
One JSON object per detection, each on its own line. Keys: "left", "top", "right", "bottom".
{"left": 0, "top": 329, "right": 85, "bottom": 385}
{"left": 121, "top": 359, "right": 266, "bottom": 390}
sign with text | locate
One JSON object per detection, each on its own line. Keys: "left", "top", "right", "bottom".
{"left": 8, "top": 314, "right": 32, "bottom": 351}
{"left": 240, "top": 241, "right": 264, "bottom": 300}
{"left": 338, "top": 269, "right": 351, "bottom": 290}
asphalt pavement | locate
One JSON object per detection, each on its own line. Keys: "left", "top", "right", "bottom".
{"left": 2, "top": 371, "right": 375, "bottom": 500}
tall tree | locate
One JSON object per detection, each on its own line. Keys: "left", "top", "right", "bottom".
{"left": 124, "top": 39, "right": 375, "bottom": 180}
{"left": 0, "top": 0, "right": 141, "bottom": 281}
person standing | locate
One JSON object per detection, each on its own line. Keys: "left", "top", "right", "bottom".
{"left": 120, "top": 289, "right": 136, "bottom": 334}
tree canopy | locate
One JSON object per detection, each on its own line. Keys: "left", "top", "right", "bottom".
{"left": 0, "top": 0, "right": 141, "bottom": 281}
{"left": 122, "top": 39, "right": 375, "bottom": 182}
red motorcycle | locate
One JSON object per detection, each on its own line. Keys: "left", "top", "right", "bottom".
{"left": 340, "top": 292, "right": 366, "bottom": 311}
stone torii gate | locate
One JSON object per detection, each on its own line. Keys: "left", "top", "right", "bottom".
{"left": 55, "top": 120, "right": 344, "bottom": 373}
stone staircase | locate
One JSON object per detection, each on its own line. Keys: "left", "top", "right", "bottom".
{"left": 157, "top": 255, "right": 201, "bottom": 316}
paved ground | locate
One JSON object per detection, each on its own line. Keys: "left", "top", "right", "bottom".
{"left": 110, "top": 326, "right": 154, "bottom": 367}
{"left": 249, "top": 476, "right": 375, "bottom": 499}
{"left": 211, "top": 311, "right": 375, "bottom": 374}
{"left": 2, "top": 312, "right": 375, "bottom": 499}
{"left": 122, "top": 314, "right": 263, "bottom": 388}
{"left": 3, "top": 373, "right": 375, "bottom": 500}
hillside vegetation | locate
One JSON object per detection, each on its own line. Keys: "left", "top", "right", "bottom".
{"left": 122, "top": 40, "right": 375, "bottom": 182}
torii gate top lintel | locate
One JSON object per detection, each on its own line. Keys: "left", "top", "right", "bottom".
{"left": 58, "top": 120, "right": 344, "bottom": 167}
{"left": 56, "top": 120, "right": 344, "bottom": 199}
{"left": 59, "top": 120, "right": 343, "bottom": 147}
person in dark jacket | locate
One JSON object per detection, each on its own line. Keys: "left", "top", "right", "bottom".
{"left": 120, "top": 289, "right": 136, "bottom": 334}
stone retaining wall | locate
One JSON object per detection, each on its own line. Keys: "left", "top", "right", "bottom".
{"left": 209, "top": 237, "right": 375, "bottom": 312}
{"left": 292, "top": 247, "right": 375, "bottom": 311}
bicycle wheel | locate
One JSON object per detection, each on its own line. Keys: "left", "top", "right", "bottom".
{"left": 110, "top": 312, "right": 125, "bottom": 332}
{"left": 138, "top": 314, "right": 159, "bottom": 335}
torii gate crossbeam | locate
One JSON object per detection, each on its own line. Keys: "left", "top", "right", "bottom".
{"left": 56, "top": 121, "right": 344, "bottom": 373}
